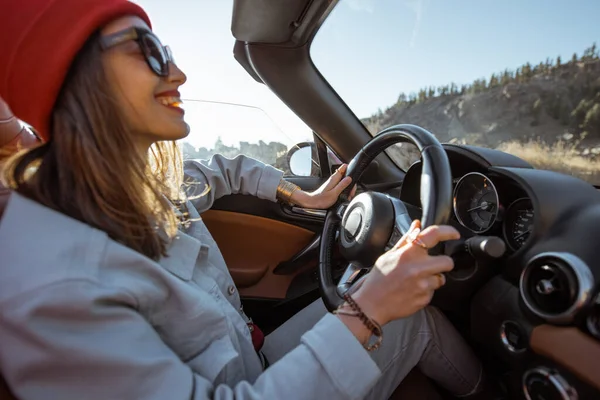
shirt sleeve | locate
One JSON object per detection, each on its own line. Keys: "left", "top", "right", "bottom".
{"left": 0, "top": 280, "right": 381, "bottom": 400}
{"left": 183, "top": 154, "right": 284, "bottom": 213}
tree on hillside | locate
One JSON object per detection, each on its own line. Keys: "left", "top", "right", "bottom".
{"left": 515, "top": 67, "right": 523, "bottom": 83}
{"left": 582, "top": 42, "right": 598, "bottom": 61}
{"left": 450, "top": 82, "right": 458, "bottom": 94}
{"left": 522, "top": 63, "right": 533, "bottom": 79}
{"left": 489, "top": 73, "right": 498, "bottom": 88}
{"left": 418, "top": 88, "right": 427, "bottom": 103}
{"left": 515, "top": 68, "right": 522, "bottom": 83}
{"left": 571, "top": 53, "right": 578, "bottom": 63}
{"left": 397, "top": 93, "right": 407, "bottom": 105}
{"left": 533, "top": 62, "right": 545, "bottom": 75}
{"left": 471, "top": 79, "right": 487, "bottom": 94}
{"left": 428, "top": 87, "right": 436, "bottom": 98}
{"left": 556, "top": 56, "right": 561, "bottom": 67}
{"left": 501, "top": 69, "right": 511, "bottom": 85}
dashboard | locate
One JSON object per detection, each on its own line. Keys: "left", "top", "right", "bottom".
{"left": 398, "top": 144, "right": 600, "bottom": 400}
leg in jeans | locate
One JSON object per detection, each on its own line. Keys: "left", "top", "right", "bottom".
{"left": 262, "top": 299, "right": 483, "bottom": 399}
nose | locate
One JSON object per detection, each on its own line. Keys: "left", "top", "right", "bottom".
{"left": 167, "top": 61, "right": 187, "bottom": 86}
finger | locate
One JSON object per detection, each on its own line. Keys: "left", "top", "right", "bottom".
{"left": 428, "top": 273, "right": 446, "bottom": 290}
{"left": 349, "top": 184, "right": 357, "bottom": 200}
{"left": 336, "top": 163, "right": 348, "bottom": 175}
{"left": 332, "top": 176, "right": 353, "bottom": 196}
{"left": 392, "top": 220, "right": 421, "bottom": 250}
{"left": 322, "top": 164, "right": 347, "bottom": 192}
{"left": 412, "top": 225, "right": 460, "bottom": 249}
{"left": 418, "top": 255, "right": 455, "bottom": 275}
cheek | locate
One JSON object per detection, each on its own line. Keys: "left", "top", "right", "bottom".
{"left": 104, "top": 56, "right": 159, "bottom": 129}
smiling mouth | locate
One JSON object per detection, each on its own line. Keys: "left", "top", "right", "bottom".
{"left": 157, "top": 96, "right": 184, "bottom": 111}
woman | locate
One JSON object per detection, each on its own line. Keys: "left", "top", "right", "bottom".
{"left": 0, "top": 0, "right": 486, "bottom": 399}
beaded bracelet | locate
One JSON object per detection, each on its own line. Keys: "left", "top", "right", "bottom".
{"left": 334, "top": 293, "right": 383, "bottom": 351}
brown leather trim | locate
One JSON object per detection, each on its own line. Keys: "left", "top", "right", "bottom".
{"left": 530, "top": 324, "right": 600, "bottom": 390}
{"left": 201, "top": 210, "right": 315, "bottom": 299}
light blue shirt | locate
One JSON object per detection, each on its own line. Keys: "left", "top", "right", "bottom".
{"left": 0, "top": 155, "right": 381, "bottom": 400}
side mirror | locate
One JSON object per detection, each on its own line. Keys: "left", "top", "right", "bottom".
{"left": 287, "top": 142, "right": 317, "bottom": 177}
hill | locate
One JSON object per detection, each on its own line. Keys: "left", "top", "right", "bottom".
{"left": 363, "top": 44, "right": 600, "bottom": 183}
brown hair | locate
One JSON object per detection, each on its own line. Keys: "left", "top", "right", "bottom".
{"left": 2, "top": 31, "right": 184, "bottom": 260}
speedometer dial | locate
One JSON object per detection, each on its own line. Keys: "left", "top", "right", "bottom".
{"left": 453, "top": 172, "right": 499, "bottom": 233}
{"left": 504, "top": 198, "right": 534, "bottom": 251}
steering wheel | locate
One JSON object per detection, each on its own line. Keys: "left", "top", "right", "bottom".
{"left": 318, "top": 124, "right": 453, "bottom": 311}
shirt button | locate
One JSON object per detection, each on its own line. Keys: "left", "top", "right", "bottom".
{"left": 227, "top": 285, "right": 236, "bottom": 296}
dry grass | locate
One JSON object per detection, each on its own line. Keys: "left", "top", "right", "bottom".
{"left": 496, "top": 139, "right": 600, "bottom": 182}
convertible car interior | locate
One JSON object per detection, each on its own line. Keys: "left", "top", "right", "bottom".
{"left": 1, "top": 0, "right": 599, "bottom": 399}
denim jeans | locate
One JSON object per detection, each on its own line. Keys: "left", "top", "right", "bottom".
{"left": 262, "top": 300, "right": 483, "bottom": 399}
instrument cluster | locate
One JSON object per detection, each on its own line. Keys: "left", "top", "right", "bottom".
{"left": 452, "top": 172, "right": 534, "bottom": 252}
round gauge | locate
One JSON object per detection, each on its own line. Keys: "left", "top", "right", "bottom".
{"left": 503, "top": 198, "right": 534, "bottom": 251}
{"left": 453, "top": 172, "right": 499, "bottom": 233}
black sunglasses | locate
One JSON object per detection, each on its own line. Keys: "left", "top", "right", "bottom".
{"left": 99, "top": 27, "right": 174, "bottom": 77}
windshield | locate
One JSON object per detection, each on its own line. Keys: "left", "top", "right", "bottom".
{"left": 180, "top": 100, "right": 306, "bottom": 174}
{"left": 311, "top": 0, "right": 600, "bottom": 185}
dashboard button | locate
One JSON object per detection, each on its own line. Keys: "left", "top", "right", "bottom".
{"left": 500, "top": 320, "right": 527, "bottom": 353}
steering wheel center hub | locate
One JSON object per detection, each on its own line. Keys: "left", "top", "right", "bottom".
{"left": 339, "top": 192, "right": 394, "bottom": 268}
{"left": 344, "top": 209, "right": 363, "bottom": 239}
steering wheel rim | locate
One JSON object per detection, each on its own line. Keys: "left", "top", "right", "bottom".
{"left": 318, "top": 124, "right": 452, "bottom": 311}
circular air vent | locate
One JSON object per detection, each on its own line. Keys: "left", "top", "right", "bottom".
{"left": 520, "top": 252, "right": 593, "bottom": 324}
{"left": 586, "top": 294, "right": 600, "bottom": 340}
{"left": 523, "top": 367, "right": 578, "bottom": 400}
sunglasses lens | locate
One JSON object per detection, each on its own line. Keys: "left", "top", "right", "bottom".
{"left": 141, "top": 34, "right": 168, "bottom": 76}
{"left": 165, "top": 46, "right": 175, "bottom": 65}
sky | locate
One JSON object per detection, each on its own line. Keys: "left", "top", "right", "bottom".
{"left": 133, "top": 0, "right": 599, "bottom": 150}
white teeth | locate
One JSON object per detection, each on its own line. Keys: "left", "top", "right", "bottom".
{"left": 157, "top": 96, "right": 182, "bottom": 107}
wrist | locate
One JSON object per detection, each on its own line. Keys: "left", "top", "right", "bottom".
{"left": 335, "top": 312, "right": 371, "bottom": 345}
{"left": 335, "top": 292, "right": 384, "bottom": 351}
{"left": 276, "top": 179, "right": 302, "bottom": 205}
{"left": 351, "top": 287, "right": 388, "bottom": 326}
{"left": 290, "top": 189, "right": 310, "bottom": 207}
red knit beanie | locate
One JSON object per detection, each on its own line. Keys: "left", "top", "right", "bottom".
{"left": 0, "top": 0, "right": 152, "bottom": 142}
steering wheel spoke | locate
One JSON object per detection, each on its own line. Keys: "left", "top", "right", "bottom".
{"left": 385, "top": 195, "right": 414, "bottom": 250}
{"left": 335, "top": 202, "right": 349, "bottom": 220}
{"left": 336, "top": 263, "right": 369, "bottom": 296}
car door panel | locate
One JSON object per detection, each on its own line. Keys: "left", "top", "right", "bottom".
{"left": 201, "top": 209, "right": 317, "bottom": 299}
{"left": 208, "top": 191, "right": 326, "bottom": 232}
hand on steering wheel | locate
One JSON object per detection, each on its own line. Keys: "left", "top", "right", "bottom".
{"left": 318, "top": 124, "right": 454, "bottom": 311}
{"left": 290, "top": 164, "right": 357, "bottom": 209}
{"left": 351, "top": 220, "right": 460, "bottom": 326}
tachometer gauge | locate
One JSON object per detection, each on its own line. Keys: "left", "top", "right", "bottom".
{"left": 453, "top": 172, "right": 499, "bottom": 233}
{"left": 504, "top": 198, "right": 534, "bottom": 251}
